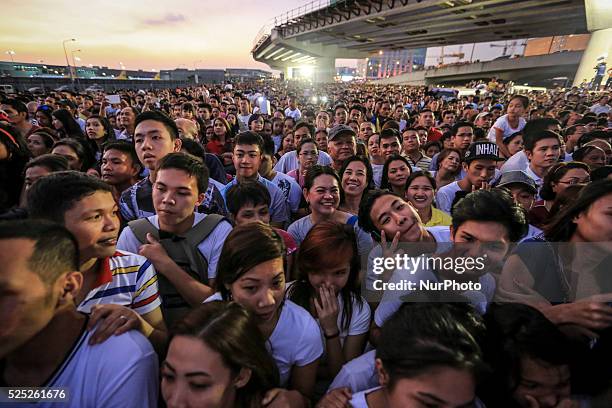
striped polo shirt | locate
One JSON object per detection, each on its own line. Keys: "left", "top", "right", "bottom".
{"left": 78, "top": 250, "right": 161, "bottom": 316}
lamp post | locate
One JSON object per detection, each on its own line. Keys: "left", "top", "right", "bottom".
{"left": 62, "top": 38, "right": 76, "bottom": 87}
{"left": 193, "top": 60, "right": 203, "bottom": 84}
{"left": 71, "top": 49, "right": 81, "bottom": 68}
{"left": 5, "top": 50, "right": 15, "bottom": 63}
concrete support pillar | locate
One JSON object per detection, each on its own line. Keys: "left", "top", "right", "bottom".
{"left": 573, "top": 28, "right": 612, "bottom": 87}
{"left": 314, "top": 57, "right": 335, "bottom": 83}
{"left": 574, "top": 0, "right": 612, "bottom": 87}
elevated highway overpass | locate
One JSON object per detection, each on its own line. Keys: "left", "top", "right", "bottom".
{"left": 373, "top": 50, "right": 583, "bottom": 85}
{"left": 252, "top": 0, "right": 611, "bottom": 85}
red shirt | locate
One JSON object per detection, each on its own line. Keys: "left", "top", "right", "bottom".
{"left": 427, "top": 127, "right": 444, "bottom": 142}
{"left": 206, "top": 140, "right": 224, "bottom": 155}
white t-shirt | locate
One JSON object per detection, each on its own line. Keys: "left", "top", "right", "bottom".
{"left": 274, "top": 150, "right": 332, "bottom": 174}
{"left": 521, "top": 224, "right": 543, "bottom": 243}
{"left": 204, "top": 294, "right": 323, "bottom": 387}
{"left": 284, "top": 107, "right": 302, "bottom": 121}
{"left": 590, "top": 103, "right": 611, "bottom": 115}
{"left": 268, "top": 299, "right": 324, "bottom": 386}
{"left": 501, "top": 150, "right": 529, "bottom": 173}
{"left": 435, "top": 181, "right": 463, "bottom": 214}
{"left": 117, "top": 213, "right": 233, "bottom": 280}
{"left": 374, "top": 266, "right": 496, "bottom": 327}
{"left": 434, "top": 169, "right": 501, "bottom": 214}
{"left": 328, "top": 350, "right": 378, "bottom": 393}
{"left": 286, "top": 282, "right": 371, "bottom": 353}
{"left": 238, "top": 114, "right": 251, "bottom": 128}
{"left": 287, "top": 215, "right": 373, "bottom": 256}
{"left": 487, "top": 114, "right": 526, "bottom": 142}
{"left": 371, "top": 163, "right": 384, "bottom": 188}
{"left": 364, "top": 226, "right": 452, "bottom": 293}
{"left": 349, "top": 387, "right": 382, "bottom": 408}
{"left": 6, "top": 326, "right": 158, "bottom": 408}
{"left": 272, "top": 172, "right": 303, "bottom": 213}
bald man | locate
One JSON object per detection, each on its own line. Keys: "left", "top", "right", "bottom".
{"left": 175, "top": 118, "right": 199, "bottom": 140}
{"left": 26, "top": 101, "right": 39, "bottom": 124}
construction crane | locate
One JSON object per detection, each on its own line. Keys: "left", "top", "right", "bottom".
{"left": 438, "top": 46, "right": 465, "bottom": 65}
{"left": 490, "top": 41, "right": 526, "bottom": 57}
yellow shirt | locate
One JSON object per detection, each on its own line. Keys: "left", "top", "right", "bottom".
{"left": 425, "top": 207, "right": 452, "bottom": 227}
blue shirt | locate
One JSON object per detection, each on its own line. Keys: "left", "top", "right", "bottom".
{"left": 221, "top": 174, "right": 289, "bottom": 224}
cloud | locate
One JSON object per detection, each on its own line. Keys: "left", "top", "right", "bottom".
{"left": 142, "top": 13, "right": 187, "bottom": 26}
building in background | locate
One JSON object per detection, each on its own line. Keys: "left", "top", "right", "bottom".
{"left": 1, "top": 60, "right": 271, "bottom": 85}
{"left": 365, "top": 48, "right": 426, "bottom": 79}
{"left": 225, "top": 68, "right": 272, "bottom": 82}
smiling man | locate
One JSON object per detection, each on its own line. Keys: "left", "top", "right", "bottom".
{"left": 328, "top": 124, "right": 358, "bottom": 172}
{"left": 363, "top": 188, "right": 527, "bottom": 343}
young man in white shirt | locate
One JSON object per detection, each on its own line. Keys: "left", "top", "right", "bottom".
{"left": 0, "top": 220, "right": 158, "bottom": 407}
{"left": 436, "top": 141, "right": 503, "bottom": 214}
{"left": 118, "top": 153, "right": 233, "bottom": 325}
{"left": 523, "top": 130, "right": 561, "bottom": 196}
{"left": 284, "top": 96, "right": 302, "bottom": 121}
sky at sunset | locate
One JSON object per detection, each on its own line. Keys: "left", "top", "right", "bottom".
{"left": 1, "top": 0, "right": 313, "bottom": 71}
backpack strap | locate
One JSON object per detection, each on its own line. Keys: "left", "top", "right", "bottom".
{"left": 127, "top": 218, "right": 160, "bottom": 244}
{"left": 179, "top": 214, "right": 226, "bottom": 282}
{"left": 184, "top": 214, "right": 225, "bottom": 247}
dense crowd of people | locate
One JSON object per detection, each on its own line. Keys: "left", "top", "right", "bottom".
{"left": 0, "top": 79, "right": 611, "bottom": 408}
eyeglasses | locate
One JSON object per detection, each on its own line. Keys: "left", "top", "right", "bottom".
{"left": 557, "top": 178, "right": 590, "bottom": 185}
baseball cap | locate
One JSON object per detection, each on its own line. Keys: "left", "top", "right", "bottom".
{"left": 328, "top": 124, "right": 356, "bottom": 141}
{"left": 464, "top": 141, "right": 503, "bottom": 163}
{"left": 496, "top": 170, "right": 538, "bottom": 194}
{"left": 475, "top": 112, "right": 492, "bottom": 121}
{"left": 492, "top": 104, "right": 504, "bottom": 110}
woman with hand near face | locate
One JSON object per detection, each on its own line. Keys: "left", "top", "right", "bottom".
{"left": 287, "top": 221, "right": 370, "bottom": 382}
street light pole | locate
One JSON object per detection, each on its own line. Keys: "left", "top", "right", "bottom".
{"left": 193, "top": 60, "right": 203, "bottom": 84}
{"left": 62, "top": 38, "right": 76, "bottom": 87}
{"left": 5, "top": 50, "right": 15, "bottom": 63}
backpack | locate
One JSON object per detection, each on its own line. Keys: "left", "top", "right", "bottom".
{"left": 128, "top": 214, "right": 224, "bottom": 325}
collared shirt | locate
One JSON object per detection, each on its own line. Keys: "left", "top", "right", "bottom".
{"left": 77, "top": 250, "right": 161, "bottom": 315}
{"left": 525, "top": 165, "right": 544, "bottom": 200}
{"left": 404, "top": 152, "right": 432, "bottom": 172}
{"left": 119, "top": 177, "right": 228, "bottom": 222}
{"left": 221, "top": 174, "right": 289, "bottom": 223}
